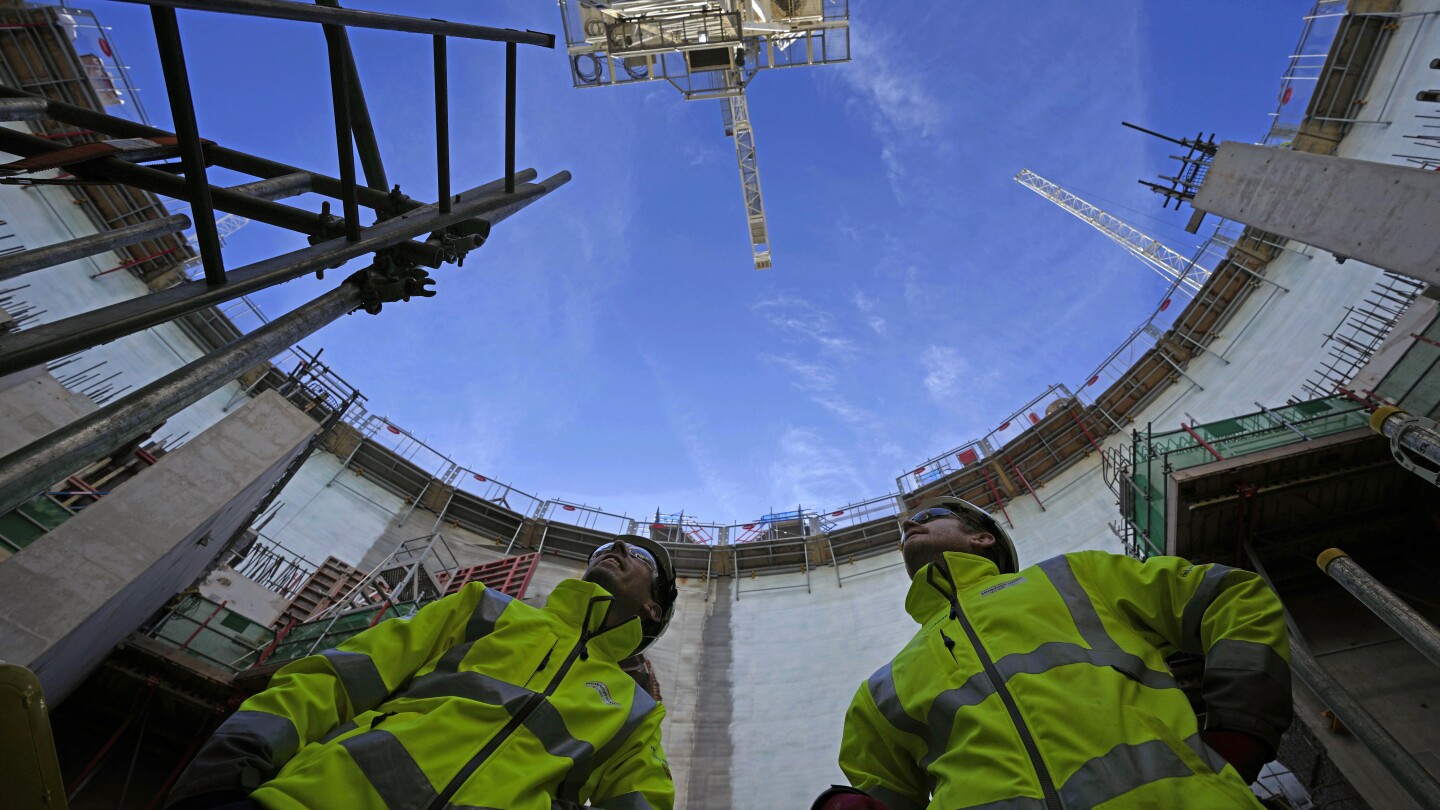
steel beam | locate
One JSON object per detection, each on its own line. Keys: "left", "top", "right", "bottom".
{"left": 226, "top": 173, "right": 311, "bottom": 201}
{"left": 0, "top": 97, "right": 48, "bottom": 121}
{"left": 318, "top": 0, "right": 388, "bottom": 193}
{"left": 435, "top": 35, "right": 450, "bottom": 214}
{"left": 151, "top": 6, "right": 225, "bottom": 285}
{"left": 0, "top": 214, "right": 190, "bottom": 283}
{"left": 1290, "top": 638, "right": 1440, "bottom": 810}
{"left": 0, "top": 284, "right": 360, "bottom": 517}
{"left": 0, "top": 171, "right": 569, "bottom": 375}
{"left": 1319, "top": 549, "right": 1440, "bottom": 670}
{"left": 108, "top": 0, "right": 555, "bottom": 47}
{"left": 322, "top": 22, "right": 361, "bottom": 241}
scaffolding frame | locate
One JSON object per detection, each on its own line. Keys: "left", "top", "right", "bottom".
{"left": 0, "top": 2, "right": 564, "bottom": 520}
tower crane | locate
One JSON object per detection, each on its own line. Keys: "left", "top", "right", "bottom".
{"left": 1014, "top": 169, "right": 1208, "bottom": 298}
{"left": 556, "top": 0, "right": 851, "bottom": 270}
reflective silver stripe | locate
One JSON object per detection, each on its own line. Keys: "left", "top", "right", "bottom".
{"left": 867, "top": 784, "right": 928, "bottom": 810}
{"left": 183, "top": 709, "right": 301, "bottom": 791}
{"left": 1203, "top": 638, "right": 1291, "bottom": 746}
{"left": 1207, "top": 638, "right": 1288, "bottom": 685}
{"left": 867, "top": 663, "right": 929, "bottom": 740}
{"left": 1181, "top": 564, "right": 1235, "bottom": 654}
{"left": 399, "top": 669, "right": 535, "bottom": 713}
{"left": 320, "top": 718, "right": 360, "bottom": 744}
{"left": 1185, "top": 732, "right": 1231, "bottom": 775}
{"left": 321, "top": 649, "right": 390, "bottom": 713}
{"left": 216, "top": 710, "right": 301, "bottom": 764}
{"left": 958, "top": 797, "right": 1048, "bottom": 810}
{"left": 593, "top": 791, "right": 653, "bottom": 810}
{"left": 399, "top": 670, "right": 609, "bottom": 788}
{"left": 339, "top": 728, "right": 439, "bottom": 810}
{"left": 921, "top": 672, "right": 993, "bottom": 770}
{"left": 435, "top": 588, "right": 515, "bottom": 673}
{"left": 525, "top": 698, "right": 595, "bottom": 764}
{"left": 1037, "top": 556, "right": 1116, "bottom": 652}
{"left": 1059, "top": 738, "right": 1192, "bottom": 808}
{"left": 917, "top": 641, "right": 1177, "bottom": 771}
{"left": 559, "top": 686, "right": 659, "bottom": 803}
{"left": 997, "top": 641, "right": 1176, "bottom": 692}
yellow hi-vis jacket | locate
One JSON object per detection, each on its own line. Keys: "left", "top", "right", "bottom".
{"left": 167, "top": 580, "right": 674, "bottom": 810}
{"left": 840, "top": 551, "right": 1291, "bottom": 810}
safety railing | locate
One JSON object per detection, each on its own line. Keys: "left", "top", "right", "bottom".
{"left": 1117, "top": 395, "right": 1370, "bottom": 559}
{"left": 1262, "top": 0, "right": 1346, "bottom": 146}
{"left": 147, "top": 594, "right": 275, "bottom": 674}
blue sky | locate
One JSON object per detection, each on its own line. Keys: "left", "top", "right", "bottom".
{"left": 92, "top": 1, "right": 1309, "bottom": 524}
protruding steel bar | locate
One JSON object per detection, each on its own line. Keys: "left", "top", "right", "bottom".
{"left": 108, "top": 0, "right": 556, "bottom": 47}
{"left": 505, "top": 42, "right": 516, "bottom": 194}
{"left": 1290, "top": 637, "right": 1440, "bottom": 810}
{"left": 1319, "top": 549, "right": 1440, "bottom": 670}
{"left": 0, "top": 97, "right": 48, "bottom": 121}
{"left": 151, "top": 6, "right": 225, "bottom": 286}
{"left": 0, "top": 171, "right": 566, "bottom": 376}
{"left": 0, "top": 283, "right": 361, "bottom": 518}
{"left": 318, "top": 0, "right": 388, "bottom": 193}
{"left": 226, "top": 173, "right": 311, "bottom": 201}
{"left": 0, "top": 214, "right": 190, "bottom": 283}
{"left": 434, "top": 35, "right": 450, "bottom": 215}
{"left": 323, "top": 24, "right": 361, "bottom": 241}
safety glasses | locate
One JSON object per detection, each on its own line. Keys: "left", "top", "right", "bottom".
{"left": 907, "top": 507, "right": 960, "bottom": 526}
{"left": 590, "top": 541, "right": 658, "bottom": 577}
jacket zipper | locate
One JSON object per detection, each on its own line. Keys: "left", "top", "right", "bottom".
{"left": 944, "top": 588, "right": 1064, "bottom": 810}
{"left": 426, "top": 636, "right": 588, "bottom": 810}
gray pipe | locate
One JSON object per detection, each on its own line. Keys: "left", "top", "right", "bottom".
{"left": 0, "top": 97, "right": 48, "bottom": 121}
{"left": 0, "top": 215, "right": 191, "bottom": 283}
{"left": 0, "top": 284, "right": 360, "bottom": 517}
{"left": 1290, "top": 637, "right": 1440, "bottom": 810}
{"left": 226, "top": 173, "right": 313, "bottom": 202}
{"left": 1319, "top": 549, "right": 1440, "bottom": 670}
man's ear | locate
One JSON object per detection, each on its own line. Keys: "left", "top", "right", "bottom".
{"left": 971, "top": 531, "right": 997, "bottom": 549}
{"left": 641, "top": 600, "right": 663, "bottom": 624}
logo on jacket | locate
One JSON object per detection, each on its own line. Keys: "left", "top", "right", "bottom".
{"left": 980, "top": 576, "right": 1026, "bottom": 596}
{"left": 586, "top": 681, "right": 619, "bottom": 706}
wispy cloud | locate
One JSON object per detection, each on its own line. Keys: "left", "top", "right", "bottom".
{"left": 838, "top": 18, "right": 949, "bottom": 201}
{"left": 852, "top": 290, "right": 887, "bottom": 336}
{"left": 760, "top": 352, "right": 837, "bottom": 389}
{"left": 752, "top": 294, "right": 856, "bottom": 357}
{"left": 766, "top": 426, "right": 868, "bottom": 509}
{"left": 921, "top": 345, "right": 968, "bottom": 403}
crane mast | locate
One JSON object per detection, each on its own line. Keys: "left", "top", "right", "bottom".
{"left": 722, "top": 80, "right": 770, "bottom": 269}
{"left": 1014, "top": 169, "right": 1208, "bottom": 297}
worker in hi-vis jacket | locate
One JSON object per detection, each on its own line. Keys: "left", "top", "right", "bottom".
{"left": 813, "top": 496, "right": 1292, "bottom": 810}
{"left": 167, "top": 535, "right": 679, "bottom": 810}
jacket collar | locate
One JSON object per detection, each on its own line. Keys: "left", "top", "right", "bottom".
{"left": 904, "top": 551, "right": 1001, "bottom": 624}
{"left": 544, "top": 579, "right": 643, "bottom": 661}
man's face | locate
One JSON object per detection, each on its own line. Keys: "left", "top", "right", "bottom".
{"left": 900, "top": 508, "right": 996, "bottom": 579}
{"left": 582, "top": 539, "right": 663, "bottom": 628}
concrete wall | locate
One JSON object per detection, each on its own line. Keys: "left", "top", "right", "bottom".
{"left": 0, "top": 368, "right": 96, "bottom": 458}
{"left": 0, "top": 391, "right": 316, "bottom": 702}
{"left": 0, "top": 161, "right": 248, "bottom": 451}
